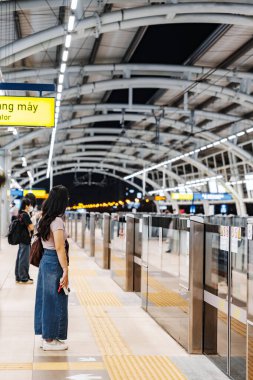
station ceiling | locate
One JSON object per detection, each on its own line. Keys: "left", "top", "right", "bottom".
{"left": 1, "top": 0, "right": 253, "bottom": 195}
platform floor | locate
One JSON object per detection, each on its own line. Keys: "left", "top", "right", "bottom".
{"left": 0, "top": 238, "right": 229, "bottom": 380}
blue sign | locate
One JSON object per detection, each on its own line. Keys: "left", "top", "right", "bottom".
{"left": 193, "top": 193, "right": 233, "bottom": 201}
{"left": 11, "top": 188, "right": 23, "bottom": 197}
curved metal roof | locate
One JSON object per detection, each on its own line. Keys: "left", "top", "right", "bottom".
{"left": 1, "top": 0, "right": 253, "bottom": 212}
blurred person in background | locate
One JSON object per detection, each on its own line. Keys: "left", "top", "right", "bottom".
{"left": 10, "top": 201, "right": 18, "bottom": 221}
{"left": 15, "top": 198, "right": 34, "bottom": 284}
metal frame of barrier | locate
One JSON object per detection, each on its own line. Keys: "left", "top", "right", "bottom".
{"left": 81, "top": 213, "right": 85, "bottom": 249}
{"left": 94, "top": 213, "right": 111, "bottom": 269}
{"left": 189, "top": 216, "right": 205, "bottom": 354}
{"left": 247, "top": 218, "right": 253, "bottom": 380}
{"left": 74, "top": 212, "right": 78, "bottom": 242}
{"left": 110, "top": 214, "right": 134, "bottom": 291}
{"left": 89, "top": 212, "right": 95, "bottom": 257}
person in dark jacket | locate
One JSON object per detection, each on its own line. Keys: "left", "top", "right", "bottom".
{"left": 15, "top": 198, "right": 34, "bottom": 284}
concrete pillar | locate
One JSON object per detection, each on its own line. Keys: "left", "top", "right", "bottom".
{"left": 0, "top": 149, "right": 11, "bottom": 236}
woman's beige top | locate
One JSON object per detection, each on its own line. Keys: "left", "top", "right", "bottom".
{"left": 42, "top": 216, "right": 67, "bottom": 250}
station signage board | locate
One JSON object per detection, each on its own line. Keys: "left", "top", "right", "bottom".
{"left": 0, "top": 96, "right": 55, "bottom": 127}
{"left": 193, "top": 193, "right": 233, "bottom": 201}
{"left": 11, "top": 188, "right": 23, "bottom": 197}
{"left": 154, "top": 195, "right": 167, "bottom": 201}
{"left": 24, "top": 189, "right": 47, "bottom": 198}
{"left": 171, "top": 193, "right": 193, "bottom": 201}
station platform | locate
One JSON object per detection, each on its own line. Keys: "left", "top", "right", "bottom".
{"left": 0, "top": 238, "right": 228, "bottom": 380}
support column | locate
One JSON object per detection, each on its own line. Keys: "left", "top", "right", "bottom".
{"left": 142, "top": 170, "right": 146, "bottom": 197}
{"left": 50, "top": 166, "right": 53, "bottom": 190}
{"left": 0, "top": 149, "right": 11, "bottom": 237}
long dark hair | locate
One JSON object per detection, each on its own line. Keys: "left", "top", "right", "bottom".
{"left": 38, "top": 185, "right": 69, "bottom": 241}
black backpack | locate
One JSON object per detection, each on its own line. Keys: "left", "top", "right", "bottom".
{"left": 7, "top": 214, "right": 30, "bottom": 245}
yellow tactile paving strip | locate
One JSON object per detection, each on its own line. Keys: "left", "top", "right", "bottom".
{"left": 218, "top": 311, "right": 246, "bottom": 337}
{"left": 104, "top": 356, "right": 186, "bottom": 380}
{"left": 146, "top": 277, "right": 188, "bottom": 313}
{"left": 71, "top": 249, "right": 187, "bottom": 380}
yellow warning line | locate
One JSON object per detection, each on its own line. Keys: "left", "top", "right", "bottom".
{"left": 0, "top": 363, "right": 32, "bottom": 370}
{"left": 33, "top": 362, "right": 105, "bottom": 370}
{"left": 104, "top": 356, "right": 187, "bottom": 380}
{"left": 0, "top": 362, "right": 105, "bottom": 371}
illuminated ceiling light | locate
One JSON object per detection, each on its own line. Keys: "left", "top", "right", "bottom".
{"left": 65, "top": 34, "right": 72, "bottom": 48}
{"left": 228, "top": 135, "right": 236, "bottom": 140}
{"left": 200, "top": 146, "right": 207, "bottom": 151}
{"left": 59, "top": 74, "right": 64, "bottom": 84}
{"left": 236, "top": 131, "right": 245, "bottom": 137}
{"left": 247, "top": 127, "right": 253, "bottom": 133}
{"left": 213, "top": 141, "right": 220, "bottom": 146}
{"left": 60, "top": 62, "right": 67, "bottom": 73}
{"left": 207, "top": 144, "right": 213, "bottom": 148}
{"left": 62, "top": 50, "right": 69, "bottom": 62}
{"left": 71, "top": 0, "right": 78, "bottom": 10}
{"left": 57, "top": 84, "right": 63, "bottom": 93}
{"left": 67, "top": 15, "right": 75, "bottom": 32}
{"left": 56, "top": 93, "right": 62, "bottom": 101}
{"left": 56, "top": 100, "right": 61, "bottom": 107}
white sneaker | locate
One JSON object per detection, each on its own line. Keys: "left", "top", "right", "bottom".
{"left": 42, "top": 339, "right": 68, "bottom": 351}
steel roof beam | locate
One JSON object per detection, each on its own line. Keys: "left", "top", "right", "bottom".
{"left": 2, "top": 5, "right": 253, "bottom": 65}
{"left": 20, "top": 162, "right": 160, "bottom": 189}
{"left": 15, "top": 151, "right": 184, "bottom": 183}
{"left": 5, "top": 63, "right": 253, "bottom": 82}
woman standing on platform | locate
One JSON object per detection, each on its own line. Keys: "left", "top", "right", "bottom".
{"left": 34, "top": 185, "right": 69, "bottom": 351}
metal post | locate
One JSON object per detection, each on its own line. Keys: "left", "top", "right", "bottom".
{"left": 90, "top": 213, "right": 95, "bottom": 257}
{"left": 50, "top": 166, "right": 53, "bottom": 190}
{"left": 103, "top": 213, "right": 111, "bottom": 269}
{"left": 189, "top": 216, "right": 205, "bottom": 354}
{"left": 75, "top": 213, "right": 78, "bottom": 242}
{"left": 0, "top": 149, "right": 11, "bottom": 237}
{"left": 81, "top": 214, "right": 85, "bottom": 249}
{"left": 247, "top": 218, "right": 253, "bottom": 380}
{"left": 143, "top": 170, "right": 146, "bottom": 197}
{"left": 70, "top": 214, "right": 73, "bottom": 238}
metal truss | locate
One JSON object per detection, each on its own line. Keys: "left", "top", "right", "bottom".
{"left": 2, "top": 3, "right": 253, "bottom": 65}
{"left": 20, "top": 162, "right": 161, "bottom": 190}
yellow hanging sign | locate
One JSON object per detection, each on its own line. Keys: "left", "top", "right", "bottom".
{"left": 0, "top": 96, "right": 55, "bottom": 127}
{"left": 24, "top": 189, "right": 47, "bottom": 198}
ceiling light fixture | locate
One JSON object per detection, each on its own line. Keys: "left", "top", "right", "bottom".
{"left": 47, "top": 1, "right": 78, "bottom": 180}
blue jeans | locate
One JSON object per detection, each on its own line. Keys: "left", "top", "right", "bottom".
{"left": 34, "top": 249, "right": 68, "bottom": 340}
{"left": 15, "top": 243, "right": 30, "bottom": 282}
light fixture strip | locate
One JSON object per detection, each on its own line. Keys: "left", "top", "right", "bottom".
{"left": 47, "top": 2, "right": 78, "bottom": 178}
{"left": 124, "top": 126, "right": 252, "bottom": 180}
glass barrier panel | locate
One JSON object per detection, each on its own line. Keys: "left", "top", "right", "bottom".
{"left": 94, "top": 214, "right": 104, "bottom": 267}
{"left": 146, "top": 216, "right": 190, "bottom": 350}
{"left": 110, "top": 215, "right": 127, "bottom": 290}
{"left": 204, "top": 223, "right": 228, "bottom": 375}
{"left": 230, "top": 226, "right": 247, "bottom": 380}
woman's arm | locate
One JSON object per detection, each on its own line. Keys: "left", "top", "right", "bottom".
{"left": 53, "top": 229, "right": 68, "bottom": 288}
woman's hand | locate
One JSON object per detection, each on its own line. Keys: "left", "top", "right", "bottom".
{"left": 60, "top": 268, "right": 69, "bottom": 288}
